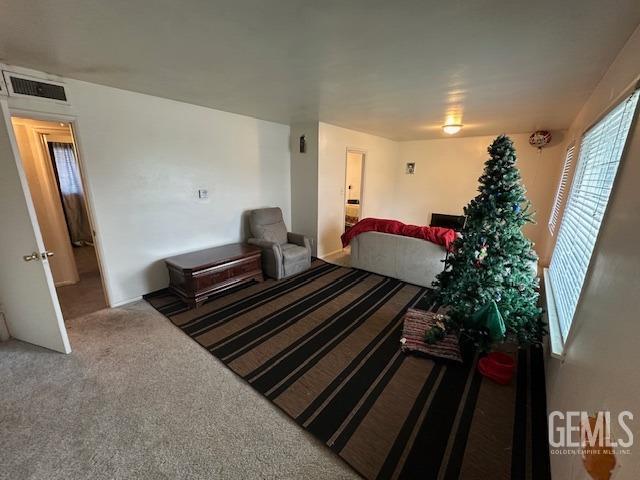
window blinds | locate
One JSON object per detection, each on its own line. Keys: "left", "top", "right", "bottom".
{"left": 549, "top": 90, "right": 639, "bottom": 341}
{"left": 548, "top": 145, "right": 575, "bottom": 235}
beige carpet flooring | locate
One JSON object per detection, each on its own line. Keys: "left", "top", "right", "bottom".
{"left": 0, "top": 301, "right": 356, "bottom": 480}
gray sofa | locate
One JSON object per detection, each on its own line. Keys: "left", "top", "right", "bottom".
{"left": 247, "top": 207, "right": 311, "bottom": 280}
{"left": 349, "top": 231, "right": 447, "bottom": 287}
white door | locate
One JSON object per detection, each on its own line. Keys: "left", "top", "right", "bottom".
{"left": 0, "top": 100, "right": 70, "bottom": 353}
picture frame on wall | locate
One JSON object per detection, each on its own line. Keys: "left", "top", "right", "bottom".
{"left": 406, "top": 162, "right": 416, "bottom": 175}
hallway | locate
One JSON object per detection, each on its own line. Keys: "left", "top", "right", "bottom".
{"left": 56, "top": 245, "right": 107, "bottom": 320}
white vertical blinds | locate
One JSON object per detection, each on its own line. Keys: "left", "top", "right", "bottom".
{"left": 549, "top": 90, "right": 639, "bottom": 342}
{"left": 548, "top": 144, "right": 575, "bottom": 235}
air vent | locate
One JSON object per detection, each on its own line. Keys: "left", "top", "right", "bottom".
{"left": 10, "top": 76, "right": 67, "bottom": 101}
{"left": 2, "top": 71, "right": 69, "bottom": 104}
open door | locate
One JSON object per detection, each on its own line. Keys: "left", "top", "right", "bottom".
{"left": 344, "top": 150, "right": 365, "bottom": 232}
{"left": 0, "top": 100, "right": 71, "bottom": 353}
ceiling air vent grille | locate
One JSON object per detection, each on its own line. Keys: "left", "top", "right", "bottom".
{"left": 9, "top": 76, "right": 67, "bottom": 101}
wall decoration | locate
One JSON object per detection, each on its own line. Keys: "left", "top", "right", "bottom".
{"left": 405, "top": 162, "right": 416, "bottom": 175}
{"left": 529, "top": 130, "right": 552, "bottom": 149}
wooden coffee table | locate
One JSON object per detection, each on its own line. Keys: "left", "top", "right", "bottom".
{"left": 164, "top": 243, "right": 263, "bottom": 308}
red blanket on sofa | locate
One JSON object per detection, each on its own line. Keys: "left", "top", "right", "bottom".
{"left": 341, "top": 218, "right": 456, "bottom": 250}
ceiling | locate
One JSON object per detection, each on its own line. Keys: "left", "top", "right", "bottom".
{"left": 0, "top": 1, "right": 638, "bottom": 140}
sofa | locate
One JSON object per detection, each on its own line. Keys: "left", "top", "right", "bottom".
{"left": 247, "top": 207, "right": 312, "bottom": 280}
{"left": 349, "top": 231, "right": 447, "bottom": 287}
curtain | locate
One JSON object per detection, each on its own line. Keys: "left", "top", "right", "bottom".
{"left": 49, "top": 142, "right": 93, "bottom": 245}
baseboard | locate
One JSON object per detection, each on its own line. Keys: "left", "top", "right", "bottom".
{"left": 110, "top": 296, "right": 142, "bottom": 308}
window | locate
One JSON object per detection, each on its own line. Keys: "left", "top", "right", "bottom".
{"left": 548, "top": 144, "right": 575, "bottom": 235}
{"left": 548, "top": 90, "right": 639, "bottom": 344}
{"left": 49, "top": 142, "right": 83, "bottom": 195}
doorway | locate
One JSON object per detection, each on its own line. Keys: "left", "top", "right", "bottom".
{"left": 344, "top": 149, "right": 365, "bottom": 232}
{"left": 10, "top": 117, "right": 107, "bottom": 321}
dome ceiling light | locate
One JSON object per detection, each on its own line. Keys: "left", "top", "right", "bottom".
{"left": 442, "top": 124, "right": 463, "bottom": 135}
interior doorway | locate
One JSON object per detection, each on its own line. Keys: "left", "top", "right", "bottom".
{"left": 344, "top": 149, "right": 365, "bottom": 232}
{"left": 10, "top": 116, "right": 107, "bottom": 321}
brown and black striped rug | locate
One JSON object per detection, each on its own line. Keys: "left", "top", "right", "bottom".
{"left": 145, "top": 259, "right": 550, "bottom": 479}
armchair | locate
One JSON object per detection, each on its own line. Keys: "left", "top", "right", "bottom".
{"left": 247, "top": 207, "right": 311, "bottom": 280}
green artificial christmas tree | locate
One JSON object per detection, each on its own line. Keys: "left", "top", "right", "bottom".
{"left": 433, "top": 135, "right": 546, "bottom": 352}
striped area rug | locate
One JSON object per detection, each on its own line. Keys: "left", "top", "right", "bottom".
{"left": 145, "top": 259, "right": 550, "bottom": 479}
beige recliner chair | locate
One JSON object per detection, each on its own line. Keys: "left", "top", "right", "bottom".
{"left": 247, "top": 207, "right": 311, "bottom": 280}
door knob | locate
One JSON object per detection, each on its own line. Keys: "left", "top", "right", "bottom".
{"left": 23, "top": 252, "right": 40, "bottom": 262}
{"left": 41, "top": 251, "right": 54, "bottom": 260}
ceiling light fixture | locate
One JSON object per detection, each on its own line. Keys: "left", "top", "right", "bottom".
{"left": 442, "top": 124, "right": 463, "bottom": 135}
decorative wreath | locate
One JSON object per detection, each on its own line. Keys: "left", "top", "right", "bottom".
{"left": 529, "top": 130, "right": 552, "bottom": 149}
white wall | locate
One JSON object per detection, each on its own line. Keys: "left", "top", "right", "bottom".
{"left": 63, "top": 79, "right": 291, "bottom": 305}
{"left": 317, "top": 122, "right": 399, "bottom": 256}
{"left": 397, "top": 133, "right": 567, "bottom": 265}
{"left": 0, "top": 311, "right": 9, "bottom": 342}
{"left": 545, "top": 26, "right": 640, "bottom": 480}
{"left": 290, "top": 123, "right": 319, "bottom": 255}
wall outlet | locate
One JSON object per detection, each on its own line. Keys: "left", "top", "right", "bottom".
{"left": 197, "top": 189, "right": 209, "bottom": 200}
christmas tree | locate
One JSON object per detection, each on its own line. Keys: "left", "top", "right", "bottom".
{"left": 433, "top": 135, "right": 546, "bottom": 352}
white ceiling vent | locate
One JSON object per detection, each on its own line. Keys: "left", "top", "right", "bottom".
{"left": 2, "top": 71, "right": 69, "bottom": 104}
